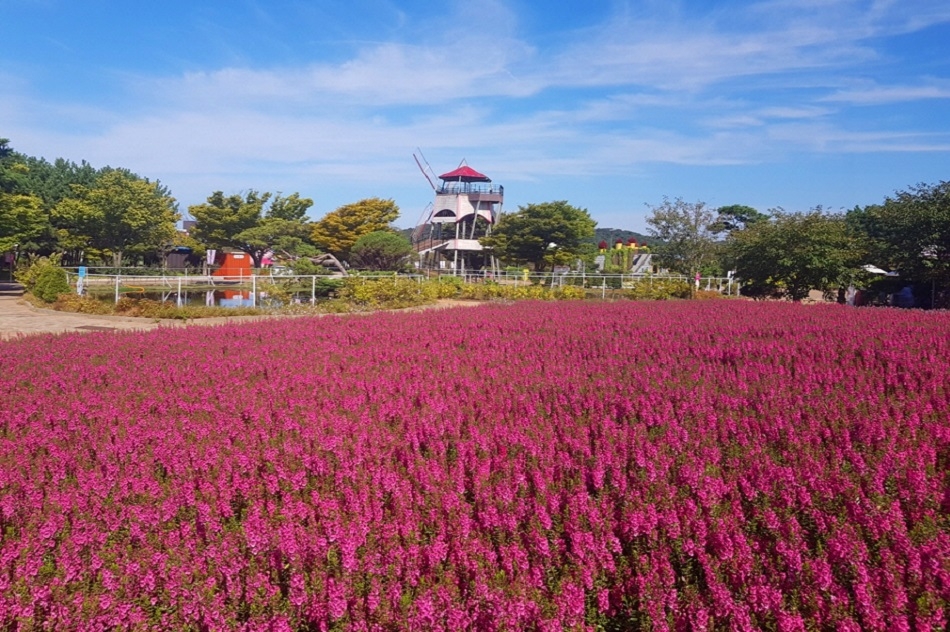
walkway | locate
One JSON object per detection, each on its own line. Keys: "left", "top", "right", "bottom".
{"left": 0, "top": 283, "right": 255, "bottom": 340}
{"left": 0, "top": 284, "right": 480, "bottom": 341}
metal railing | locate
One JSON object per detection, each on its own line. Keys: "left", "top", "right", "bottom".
{"left": 64, "top": 269, "right": 741, "bottom": 308}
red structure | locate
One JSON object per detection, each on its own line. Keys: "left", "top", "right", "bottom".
{"left": 211, "top": 252, "right": 252, "bottom": 278}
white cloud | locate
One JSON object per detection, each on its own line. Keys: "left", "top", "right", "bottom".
{"left": 3, "top": 0, "right": 949, "bottom": 217}
{"left": 822, "top": 82, "right": 950, "bottom": 105}
{"left": 766, "top": 122, "right": 950, "bottom": 152}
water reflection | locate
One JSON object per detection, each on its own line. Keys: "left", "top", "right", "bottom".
{"left": 104, "top": 289, "right": 303, "bottom": 308}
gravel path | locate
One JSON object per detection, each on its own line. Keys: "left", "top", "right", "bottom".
{"left": 0, "top": 283, "right": 479, "bottom": 340}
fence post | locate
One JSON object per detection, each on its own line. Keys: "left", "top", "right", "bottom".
{"left": 177, "top": 277, "right": 182, "bottom": 308}
{"left": 115, "top": 275, "right": 119, "bottom": 304}
{"left": 311, "top": 275, "right": 316, "bottom": 305}
{"left": 251, "top": 274, "right": 257, "bottom": 307}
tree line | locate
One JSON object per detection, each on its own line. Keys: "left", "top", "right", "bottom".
{"left": 0, "top": 139, "right": 412, "bottom": 273}
{"left": 642, "top": 188, "right": 950, "bottom": 306}
{"left": 4, "top": 137, "right": 947, "bottom": 304}
{"left": 467, "top": 188, "right": 950, "bottom": 307}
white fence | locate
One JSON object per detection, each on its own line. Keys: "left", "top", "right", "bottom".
{"left": 65, "top": 269, "right": 741, "bottom": 307}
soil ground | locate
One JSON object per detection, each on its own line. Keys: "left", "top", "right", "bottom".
{"left": 0, "top": 283, "right": 479, "bottom": 341}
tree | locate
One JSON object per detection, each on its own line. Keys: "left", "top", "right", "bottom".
{"left": 0, "top": 139, "right": 47, "bottom": 252}
{"left": 711, "top": 204, "right": 769, "bottom": 234}
{"left": 310, "top": 198, "right": 400, "bottom": 262}
{"left": 189, "top": 191, "right": 315, "bottom": 268}
{"left": 0, "top": 192, "right": 45, "bottom": 253}
{"left": 266, "top": 192, "right": 313, "bottom": 222}
{"left": 848, "top": 181, "right": 950, "bottom": 305}
{"left": 350, "top": 231, "right": 415, "bottom": 271}
{"left": 480, "top": 201, "right": 596, "bottom": 272}
{"left": 52, "top": 170, "right": 179, "bottom": 268}
{"left": 726, "top": 209, "right": 859, "bottom": 301}
{"left": 233, "top": 218, "right": 313, "bottom": 265}
{"left": 188, "top": 191, "right": 270, "bottom": 264}
{"left": 645, "top": 197, "right": 717, "bottom": 277}
{"left": 20, "top": 156, "right": 100, "bottom": 212}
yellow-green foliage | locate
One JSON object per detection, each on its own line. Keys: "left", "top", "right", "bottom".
{"left": 32, "top": 266, "right": 71, "bottom": 303}
{"left": 456, "top": 282, "right": 585, "bottom": 301}
{"left": 310, "top": 198, "right": 400, "bottom": 261}
{"left": 335, "top": 278, "right": 586, "bottom": 308}
{"left": 336, "top": 278, "right": 439, "bottom": 310}
{"left": 15, "top": 254, "right": 63, "bottom": 292}
{"left": 111, "top": 298, "right": 264, "bottom": 320}
{"left": 624, "top": 278, "right": 692, "bottom": 300}
{"left": 52, "top": 294, "right": 115, "bottom": 315}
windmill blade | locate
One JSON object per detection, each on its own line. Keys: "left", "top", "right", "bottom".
{"left": 413, "top": 147, "right": 439, "bottom": 189}
{"left": 412, "top": 151, "right": 435, "bottom": 191}
{"left": 413, "top": 202, "right": 434, "bottom": 234}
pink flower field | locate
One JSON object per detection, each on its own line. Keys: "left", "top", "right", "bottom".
{"left": 1, "top": 301, "right": 948, "bottom": 630}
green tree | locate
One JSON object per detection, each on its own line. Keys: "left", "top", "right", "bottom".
{"left": 727, "top": 209, "right": 859, "bottom": 301}
{"left": 711, "top": 204, "right": 769, "bottom": 234}
{"left": 480, "top": 201, "right": 596, "bottom": 272}
{"left": 0, "top": 139, "right": 47, "bottom": 252}
{"left": 0, "top": 192, "right": 45, "bottom": 253}
{"left": 266, "top": 192, "right": 313, "bottom": 222}
{"left": 20, "top": 156, "right": 100, "bottom": 212}
{"left": 234, "top": 218, "right": 313, "bottom": 265}
{"left": 52, "top": 169, "right": 179, "bottom": 268}
{"left": 189, "top": 191, "right": 315, "bottom": 268}
{"left": 645, "top": 197, "right": 717, "bottom": 277}
{"left": 848, "top": 181, "right": 950, "bottom": 305}
{"left": 311, "top": 197, "right": 400, "bottom": 262}
{"left": 350, "top": 231, "right": 415, "bottom": 271}
{"left": 188, "top": 191, "right": 270, "bottom": 264}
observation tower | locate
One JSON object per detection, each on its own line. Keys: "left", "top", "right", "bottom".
{"left": 412, "top": 158, "right": 504, "bottom": 272}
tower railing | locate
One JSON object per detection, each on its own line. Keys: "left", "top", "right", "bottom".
{"left": 436, "top": 183, "right": 504, "bottom": 195}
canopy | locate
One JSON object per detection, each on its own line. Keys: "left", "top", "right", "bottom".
{"left": 438, "top": 165, "right": 491, "bottom": 182}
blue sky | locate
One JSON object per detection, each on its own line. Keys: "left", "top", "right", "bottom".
{"left": 2, "top": 0, "right": 949, "bottom": 231}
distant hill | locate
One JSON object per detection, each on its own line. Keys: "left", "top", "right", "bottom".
{"left": 398, "top": 226, "right": 654, "bottom": 246}
{"left": 590, "top": 228, "right": 653, "bottom": 247}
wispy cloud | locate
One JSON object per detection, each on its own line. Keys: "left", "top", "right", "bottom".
{"left": 3, "top": 0, "right": 949, "bottom": 219}
{"left": 822, "top": 81, "right": 950, "bottom": 104}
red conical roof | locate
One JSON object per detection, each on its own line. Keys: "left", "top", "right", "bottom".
{"left": 438, "top": 165, "right": 491, "bottom": 182}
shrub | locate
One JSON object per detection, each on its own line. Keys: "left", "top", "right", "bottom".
{"left": 624, "top": 278, "right": 692, "bottom": 300}
{"left": 14, "top": 253, "right": 63, "bottom": 292}
{"left": 288, "top": 258, "right": 321, "bottom": 276}
{"left": 336, "top": 277, "right": 438, "bottom": 310}
{"left": 113, "top": 298, "right": 264, "bottom": 319}
{"left": 433, "top": 275, "right": 464, "bottom": 298}
{"left": 350, "top": 231, "right": 415, "bottom": 271}
{"left": 589, "top": 275, "right": 624, "bottom": 289}
{"left": 52, "top": 294, "right": 114, "bottom": 314}
{"left": 32, "top": 265, "right": 71, "bottom": 303}
{"left": 457, "top": 282, "right": 585, "bottom": 301}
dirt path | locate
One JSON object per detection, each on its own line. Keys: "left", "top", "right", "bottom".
{"left": 0, "top": 283, "right": 481, "bottom": 341}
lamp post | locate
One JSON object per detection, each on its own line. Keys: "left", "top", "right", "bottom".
{"left": 10, "top": 243, "right": 18, "bottom": 282}
{"left": 546, "top": 242, "right": 558, "bottom": 287}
